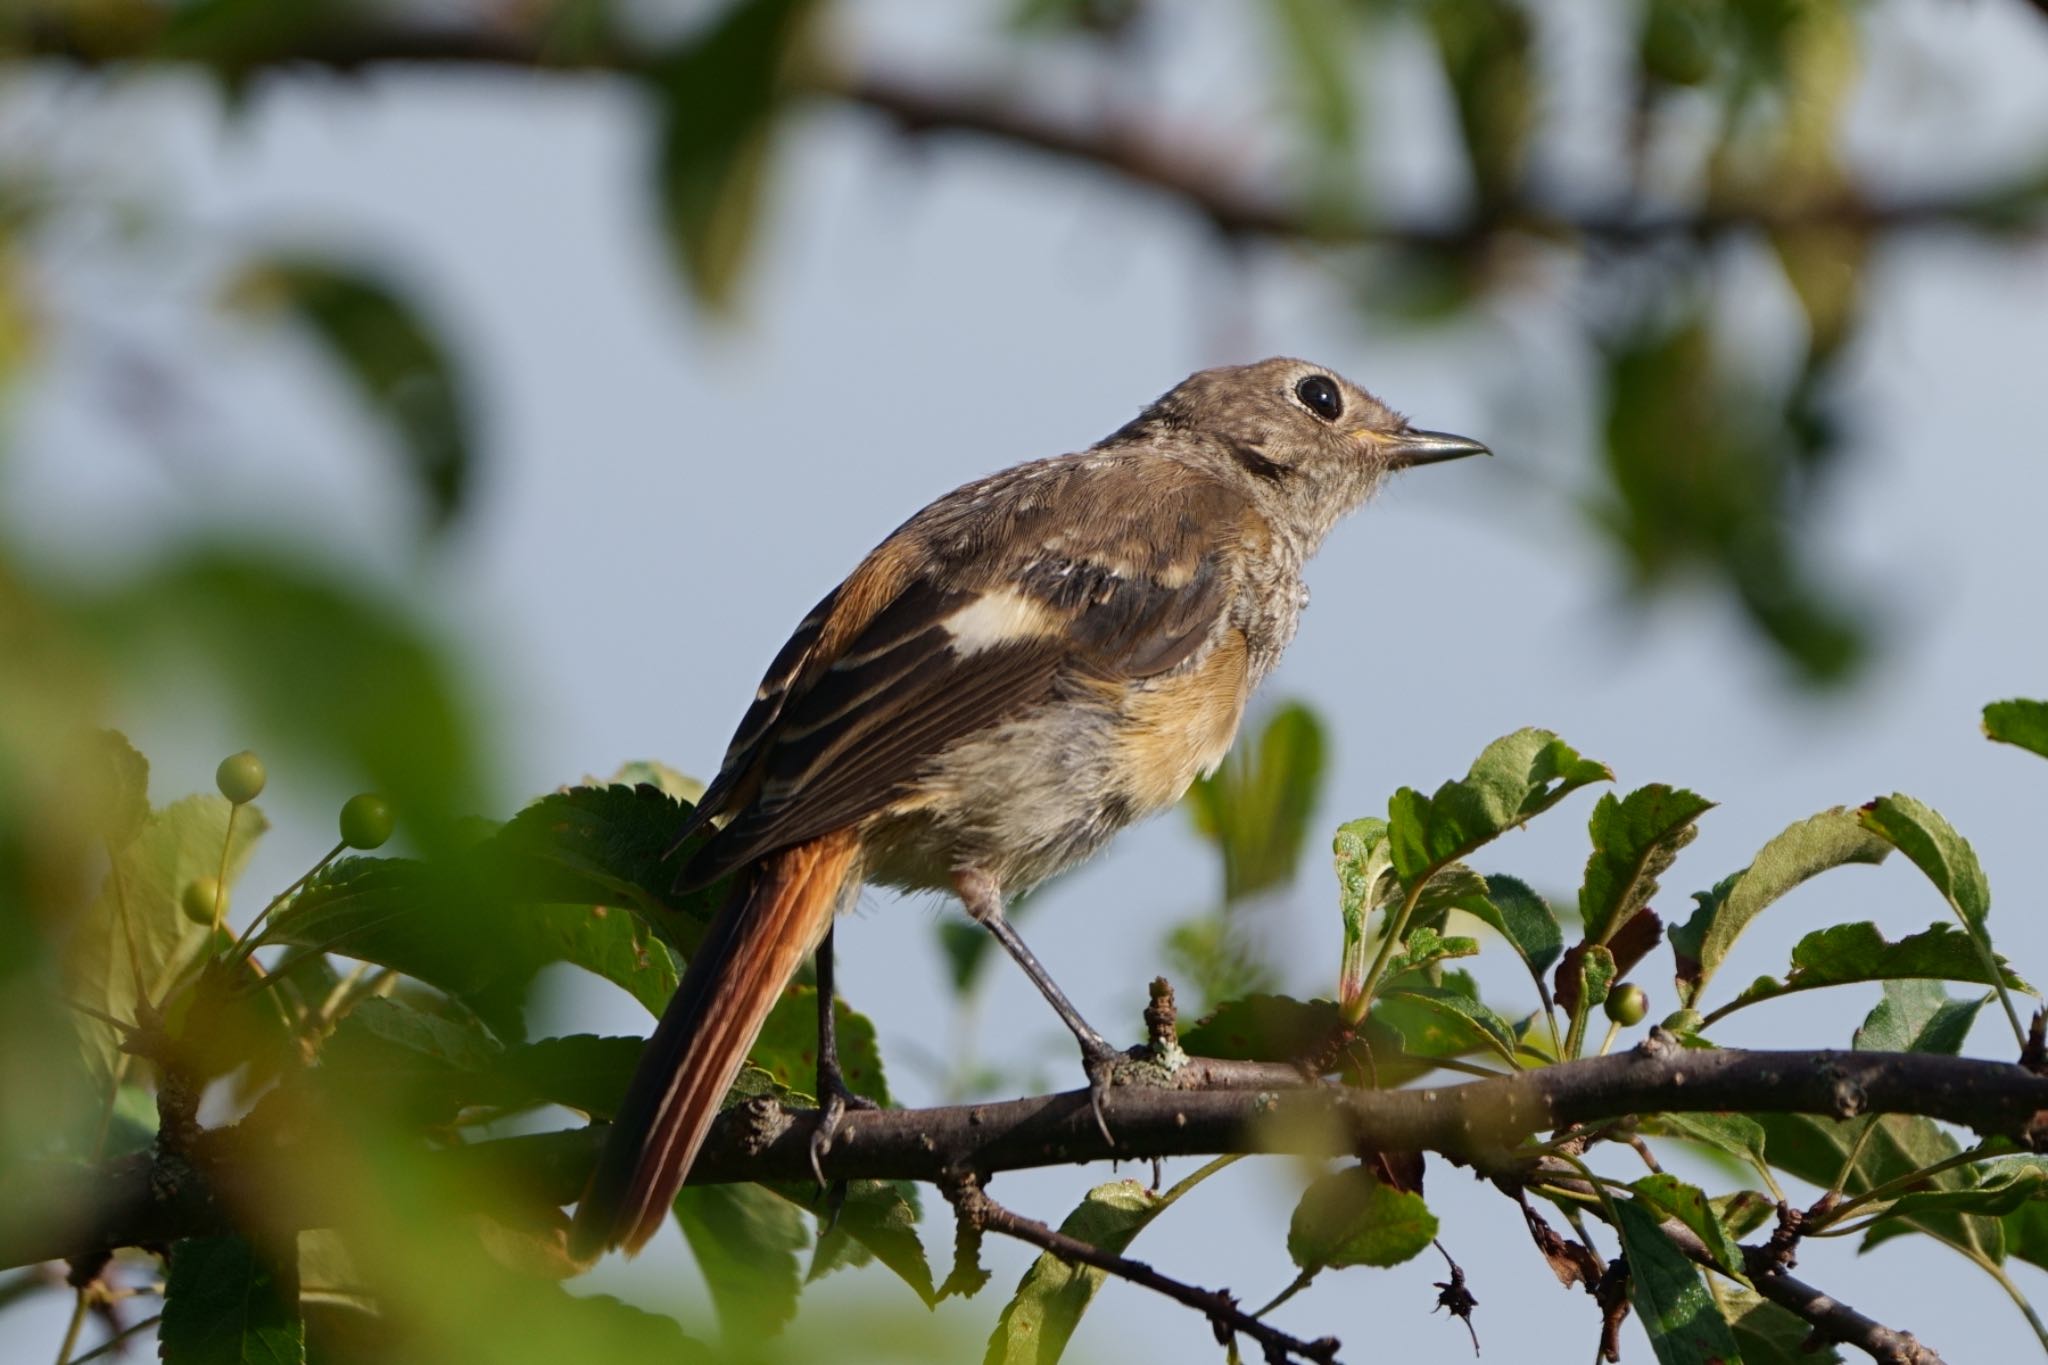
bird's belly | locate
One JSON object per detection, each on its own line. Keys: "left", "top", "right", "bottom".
{"left": 862, "top": 630, "right": 1251, "bottom": 896}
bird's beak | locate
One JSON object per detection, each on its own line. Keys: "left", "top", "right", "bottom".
{"left": 1363, "top": 427, "right": 1493, "bottom": 469}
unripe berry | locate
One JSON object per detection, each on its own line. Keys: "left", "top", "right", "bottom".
{"left": 181, "top": 877, "right": 226, "bottom": 926}
{"left": 339, "top": 794, "right": 394, "bottom": 850}
{"left": 215, "top": 751, "right": 267, "bottom": 805}
{"left": 1605, "top": 983, "right": 1649, "bottom": 1026}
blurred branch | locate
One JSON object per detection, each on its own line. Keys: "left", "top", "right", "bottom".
{"left": 11, "top": 16, "right": 2042, "bottom": 252}
{"left": 943, "top": 1171, "right": 1339, "bottom": 1365}
{"left": 10, "top": 1038, "right": 2047, "bottom": 1271}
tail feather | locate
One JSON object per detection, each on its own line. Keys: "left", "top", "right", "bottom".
{"left": 570, "top": 831, "right": 858, "bottom": 1258}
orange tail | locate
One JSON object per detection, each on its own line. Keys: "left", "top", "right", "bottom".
{"left": 570, "top": 830, "right": 859, "bottom": 1258}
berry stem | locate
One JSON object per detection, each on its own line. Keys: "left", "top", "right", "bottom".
{"left": 209, "top": 803, "right": 239, "bottom": 937}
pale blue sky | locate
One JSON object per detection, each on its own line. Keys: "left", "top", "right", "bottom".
{"left": 4, "top": 1, "right": 2048, "bottom": 1359}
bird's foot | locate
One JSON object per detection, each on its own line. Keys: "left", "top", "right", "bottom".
{"left": 809, "top": 1064, "right": 881, "bottom": 1207}
{"left": 1079, "top": 1034, "right": 1131, "bottom": 1147}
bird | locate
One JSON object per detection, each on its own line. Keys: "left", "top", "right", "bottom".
{"left": 569, "top": 357, "right": 1489, "bottom": 1258}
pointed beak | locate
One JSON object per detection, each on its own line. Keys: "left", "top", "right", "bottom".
{"left": 1367, "top": 427, "right": 1493, "bottom": 469}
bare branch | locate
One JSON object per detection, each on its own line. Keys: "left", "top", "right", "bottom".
{"left": 9, "top": 15, "right": 2041, "bottom": 253}
{"left": 943, "top": 1172, "right": 1340, "bottom": 1365}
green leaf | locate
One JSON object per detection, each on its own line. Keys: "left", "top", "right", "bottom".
{"left": 1984, "top": 699, "right": 2048, "bottom": 760}
{"left": 223, "top": 258, "right": 471, "bottom": 530}
{"left": 1870, "top": 1158, "right": 2048, "bottom": 1225}
{"left": 82, "top": 728, "right": 150, "bottom": 853}
{"left": 1640, "top": 1112, "right": 1771, "bottom": 1184}
{"left": 1630, "top": 1174, "right": 1743, "bottom": 1276}
{"left": 1464, "top": 872, "right": 1563, "bottom": 982}
{"left": 748, "top": 985, "right": 889, "bottom": 1106}
{"left": 65, "top": 794, "right": 267, "bottom": 1087}
{"left": 494, "top": 783, "right": 722, "bottom": 955}
{"left": 1186, "top": 700, "right": 1328, "bottom": 904}
{"left": 1859, "top": 794, "right": 1990, "bottom": 931}
{"left": 1720, "top": 921, "right": 2028, "bottom": 1018}
{"left": 318, "top": 996, "right": 502, "bottom": 1122}
{"left": 261, "top": 856, "right": 680, "bottom": 1039}
{"left": 672, "top": 1181, "right": 809, "bottom": 1340}
{"left": 1611, "top": 1199, "right": 1741, "bottom": 1365}
{"left": 985, "top": 1172, "right": 1211, "bottom": 1365}
{"left": 482, "top": 1034, "right": 645, "bottom": 1119}
{"left": 1375, "top": 987, "right": 1519, "bottom": 1066}
{"left": 1383, "top": 925, "right": 1479, "bottom": 978}
{"left": 1853, "top": 979, "right": 1985, "bottom": 1055}
{"left": 1580, "top": 785, "right": 1714, "bottom": 944}
{"left": 1181, "top": 993, "right": 1341, "bottom": 1064}
{"left": 800, "top": 1179, "right": 935, "bottom": 1307}
{"left": 1267, "top": 0, "right": 1357, "bottom": 154}
{"left": 1669, "top": 807, "right": 1890, "bottom": 1007}
{"left": 1387, "top": 729, "right": 1611, "bottom": 885}
{"left": 1721, "top": 1284, "right": 1843, "bottom": 1364}
{"left": 1424, "top": 0, "right": 1534, "bottom": 204}
{"left": 1286, "top": 1165, "right": 1437, "bottom": 1273}
{"left": 161, "top": 1235, "right": 305, "bottom": 1365}
{"left": 1334, "top": 817, "right": 1397, "bottom": 1009}
{"left": 650, "top": 0, "right": 814, "bottom": 308}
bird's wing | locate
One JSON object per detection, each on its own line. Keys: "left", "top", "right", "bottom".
{"left": 674, "top": 462, "right": 1248, "bottom": 886}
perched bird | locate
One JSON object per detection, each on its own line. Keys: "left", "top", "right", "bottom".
{"left": 570, "top": 357, "right": 1489, "bottom": 1257}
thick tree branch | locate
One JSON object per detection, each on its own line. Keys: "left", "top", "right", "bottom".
{"left": 9, "top": 16, "right": 2041, "bottom": 251}
{"left": 8, "top": 1038, "right": 2047, "bottom": 1273}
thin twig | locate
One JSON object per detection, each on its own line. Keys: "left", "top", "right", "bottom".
{"left": 944, "top": 1175, "right": 1340, "bottom": 1365}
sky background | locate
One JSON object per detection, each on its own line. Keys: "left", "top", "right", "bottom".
{"left": 4, "top": 0, "right": 2047, "bottom": 1359}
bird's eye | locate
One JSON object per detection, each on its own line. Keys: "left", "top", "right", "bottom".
{"left": 1295, "top": 374, "right": 1343, "bottom": 422}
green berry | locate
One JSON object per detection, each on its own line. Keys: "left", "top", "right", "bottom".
{"left": 1605, "top": 983, "right": 1650, "bottom": 1026}
{"left": 340, "top": 793, "right": 394, "bottom": 850}
{"left": 181, "top": 877, "right": 226, "bottom": 926}
{"left": 215, "top": 751, "right": 267, "bottom": 805}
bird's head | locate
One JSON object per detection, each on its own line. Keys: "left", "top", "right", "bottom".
{"left": 1106, "top": 357, "right": 1490, "bottom": 547}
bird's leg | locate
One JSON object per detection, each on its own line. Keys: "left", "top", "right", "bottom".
{"left": 810, "top": 923, "right": 877, "bottom": 1199}
{"left": 954, "top": 868, "right": 1125, "bottom": 1144}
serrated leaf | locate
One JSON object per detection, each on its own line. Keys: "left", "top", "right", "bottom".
{"left": 1669, "top": 807, "right": 1890, "bottom": 1006}
{"left": 799, "top": 1179, "right": 934, "bottom": 1306}
{"left": 1722, "top": 1284, "right": 1843, "bottom": 1364}
{"left": 1721, "top": 921, "right": 2028, "bottom": 1017}
{"left": 161, "top": 1235, "right": 305, "bottom": 1365}
{"left": 65, "top": 794, "right": 267, "bottom": 1088}
{"left": 1859, "top": 794, "right": 1990, "bottom": 932}
{"left": 495, "top": 783, "right": 721, "bottom": 953}
{"left": 83, "top": 728, "right": 150, "bottom": 852}
{"left": 1612, "top": 1199, "right": 1741, "bottom": 1365}
{"left": 1870, "top": 1158, "right": 2048, "bottom": 1224}
{"left": 1580, "top": 784, "right": 1714, "bottom": 944}
{"left": 1464, "top": 872, "right": 1563, "bottom": 982}
{"left": 650, "top": 0, "right": 813, "bottom": 308}
{"left": 985, "top": 1172, "right": 1212, "bottom": 1365}
{"left": 224, "top": 257, "right": 471, "bottom": 530}
{"left": 1387, "top": 729, "right": 1611, "bottom": 885}
{"left": 673, "top": 1181, "right": 809, "bottom": 1340}
{"left": 1631, "top": 1174, "right": 1743, "bottom": 1276}
{"left": 1286, "top": 1165, "right": 1437, "bottom": 1273}
{"left": 1985, "top": 699, "right": 2048, "bottom": 759}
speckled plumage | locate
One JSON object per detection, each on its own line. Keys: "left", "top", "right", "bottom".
{"left": 571, "top": 357, "right": 1489, "bottom": 1258}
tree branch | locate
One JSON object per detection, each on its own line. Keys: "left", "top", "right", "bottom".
{"left": 944, "top": 1172, "right": 1339, "bottom": 1365}
{"left": 8, "top": 1037, "right": 2047, "bottom": 1272}
{"left": 9, "top": 15, "right": 2041, "bottom": 251}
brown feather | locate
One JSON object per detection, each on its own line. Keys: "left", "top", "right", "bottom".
{"left": 571, "top": 830, "right": 859, "bottom": 1257}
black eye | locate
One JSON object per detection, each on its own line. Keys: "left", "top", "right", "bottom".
{"left": 1295, "top": 374, "right": 1343, "bottom": 422}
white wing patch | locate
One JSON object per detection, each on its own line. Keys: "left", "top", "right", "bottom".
{"left": 940, "top": 588, "right": 1064, "bottom": 655}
